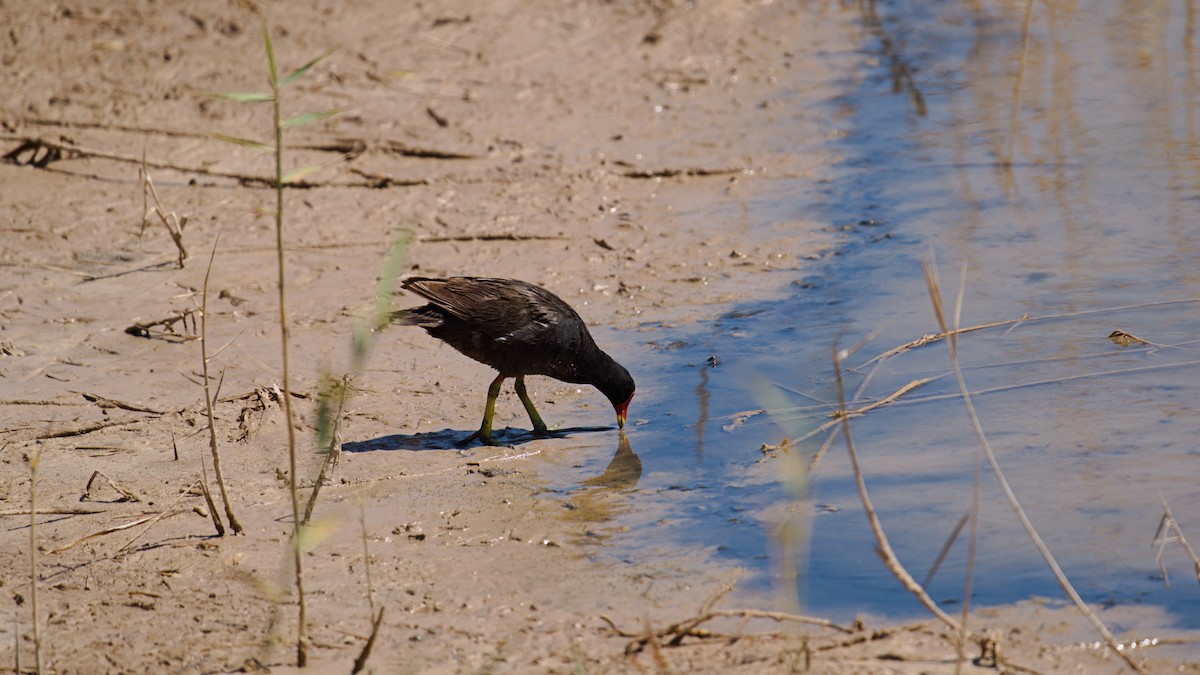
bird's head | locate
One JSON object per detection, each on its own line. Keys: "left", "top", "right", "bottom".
{"left": 598, "top": 361, "right": 635, "bottom": 430}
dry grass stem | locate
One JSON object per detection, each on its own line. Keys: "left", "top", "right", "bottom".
{"left": 919, "top": 254, "right": 1145, "bottom": 674}
{"left": 805, "top": 375, "right": 942, "bottom": 471}
{"left": 416, "top": 232, "right": 568, "bottom": 243}
{"left": 1003, "top": 0, "right": 1035, "bottom": 184}
{"left": 602, "top": 582, "right": 855, "bottom": 657}
{"left": 78, "top": 392, "right": 164, "bottom": 415}
{"left": 116, "top": 480, "right": 201, "bottom": 552}
{"left": 11, "top": 115, "right": 476, "bottom": 160}
{"left": 349, "top": 607, "right": 385, "bottom": 674}
{"left": 302, "top": 374, "right": 349, "bottom": 526}
{"left": 199, "top": 233, "right": 242, "bottom": 534}
{"left": 219, "top": 22, "right": 342, "bottom": 664}
{"left": 81, "top": 470, "right": 141, "bottom": 503}
{"left": 830, "top": 343, "right": 965, "bottom": 635}
{"left": 623, "top": 165, "right": 751, "bottom": 179}
{"left": 857, "top": 317, "right": 1029, "bottom": 369}
{"left": 124, "top": 309, "right": 200, "bottom": 342}
{"left": 859, "top": 297, "right": 1200, "bottom": 369}
{"left": 922, "top": 512, "right": 970, "bottom": 589}
{"left": 27, "top": 448, "right": 44, "bottom": 674}
{"left": 1152, "top": 496, "right": 1200, "bottom": 587}
{"left": 49, "top": 514, "right": 157, "bottom": 554}
{"left": 35, "top": 418, "right": 135, "bottom": 440}
{"left": 2, "top": 133, "right": 345, "bottom": 189}
{"left": 1107, "top": 329, "right": 1152, "bottom": 347}
{"left": 358, "top": 503, "right": 376, "bottom": 616}
{"left": 139, "top": 151, "right": 188, "bottom": 267}
{"left": 197, "top": 450, "right": 224, "bottom": 536}
{"left": 809, "top": 357, "right": 887, "bottom": 471}
{"left": 799, "top": 358, "right": 1200, "bottom": 450}
{"left": 0, "top": 507, "right": 104, "bottom": 516}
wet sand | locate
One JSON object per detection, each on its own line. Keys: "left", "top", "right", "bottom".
{"left": 0, "top": 1, "right": 1192, "bottom": 672}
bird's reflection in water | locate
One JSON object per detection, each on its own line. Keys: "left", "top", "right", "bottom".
{"left": 694, "top": 363, "right": 711, "bottom": 462}
{"left": 582, "top": 432, "right": 642, "bottom": 488}
{"left": 561, "top": 432, "right": 642, "bottom": 529}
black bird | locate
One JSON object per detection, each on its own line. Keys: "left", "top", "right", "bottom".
{"left": 392, "top": 276, "right": 635, "bottom": 445}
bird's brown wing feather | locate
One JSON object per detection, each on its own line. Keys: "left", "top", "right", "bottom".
{"left": 401, "top": 277, "right": 566, "bottom": 339}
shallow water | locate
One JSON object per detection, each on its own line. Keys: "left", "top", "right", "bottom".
{"left": 549, "top": 0, "right": 1200, "bottom": 634}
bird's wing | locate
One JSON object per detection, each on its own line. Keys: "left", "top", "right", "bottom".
{"left": 401, "top": 277, "right": 542, "bottom": 337}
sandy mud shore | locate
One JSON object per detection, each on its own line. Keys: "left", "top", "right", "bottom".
{"left": 1, "top": 1, "right": 1192, "bottom": 672}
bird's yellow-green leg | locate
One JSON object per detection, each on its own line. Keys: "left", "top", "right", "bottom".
{"left": 514, "top": 375, "right": 549, "bottom": 434}
{"left": 462, "top": 374, "right": 505, "bottom": 446}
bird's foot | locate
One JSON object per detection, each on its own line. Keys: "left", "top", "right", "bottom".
{"left": 457, "top": 428, "right": 500, "bottom": 447}
{"left": 511, "top": 426, "right": 567, "bottom": 442}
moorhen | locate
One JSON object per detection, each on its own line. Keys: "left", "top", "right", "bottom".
{"left": 392, "top": 276, "right": 635, "bottom": 445}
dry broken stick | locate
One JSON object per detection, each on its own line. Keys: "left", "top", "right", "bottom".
{"left": 82, "top": 470, "right": 141, "bottom": 503}
{"left": 601, "top": 609, "right": 854, "bottom": 655}
{"left": 125, "top": 309, "right": 199, "bottom": 341}
{"left": 919, "top": 256, "right": 1145, "bottom": 673}
{"left": 623, "top": 166, "right": 751, "bottom": 179}
{"left": 140, "top": 153, "right": 188, "bottom": 268}
{"left": 116, "top": 480, "right": 200, "bottom": 553}
{"left": 346, "top": 167, "right": 429, "bottom": 188}
{"left": 297, "top": 136, "right": 479, "bottom": 159}
{"left": 198, "top": 233, "right": 242, "bottom": 534}
{"left": 1, "top": 133, "right": 339, "bottom": 188}
{"left": 49, "top": 513, "right": 158, "bottom": 553}
{"left": 855, "top": 316, "right": 1027, "bottom": 370}
{"left": 417, "top": 232, "right": 568, "bottom": 243}
{"left": 601, "top": 582, "right": 855, "bottom": 655}
{"left": 302, "top": 374, "right": 350, "bottom": 525}
{"left": 35, "top": 418, "right": 134, "bottom": 440}
{"left": 1108, "top": 329, "right": 1152, "bottom": 348}
{"left": 0, "top": 507, "right": 106, "bottom": 516}
{"left": 78, "top": 391, "right": 164, "bottom": 414}
{"left": 1152, "top": 496, "right": 1200, "bottom": 587}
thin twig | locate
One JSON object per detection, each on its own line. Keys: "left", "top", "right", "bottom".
{"left": 0, "top": 507, "right": 105, "bottom": 516}
{"left": 116, "top": 481, "right": 201, "bottom": 552}
{"left": 1152, "top": 496, "right": 1200, "bottom": 587}
{"left": 49, "top": 514, "right": 158, "bottom": 553}
{"left": 920, "top": 254, "right": 1144, "bottom": 674}
{"left": 922, "top": 512, "right": 970, "bottom": 589}
{"left": 793, "top": 375, "right": 942, "bottom": 466}
{"left": 856, "top": 317, "right": 1027, "bottom": 369}
{"left": 302, "top": 374, "right": 348, "bottom": 525}
{"left": 858, "top": 297, "right": 1200, "bottom": 369}
{"left": 781, "top": 358, "right": 1200, "bottom": 443}
{"left": 831, "top": 342, "right": 965, "bottom": 635}
{"left": 124, "top": 309, "right": 200, "bottom": 342}
{"left": 140, "top": 150, "right": 188, "bottom": 267}
{"left": 623, "top": 166, "right": 751, "bottom": 179}
{"left": 77, "top": 392, "right": 164, "bottom": 414}
{"left": 1, "top": 133, "right": 344, "bottom": 189}
{"left": 350, "top": 606, "right": 385, "bottom": 674}
{"left": 199, "top": 233, "right": 242, "bottom": 534}
{"left": 416, "top": 233, "right": 568, "bottom": 243}
{"left": 259, "top": 23, "right": 308, "bottom": 666}
{"left": 359, "top": 502, "right": 376, "bottom": 616}
{"left": 82, "top": 470, "right": 141, "bottom": 503}
{"left": 197, "top": 448, "right": 225, "bottom": 537}
{"left": 35, "top": 419, "right": 135, "bottom": 440}
{"left": 27, "top": 449, "right": 43, "bottom": 674}
{"left": 5, "top": 116, "right": 479, "bottom": 160}
{"left": 601, "top": 581, "right": 855, "bottom": 656}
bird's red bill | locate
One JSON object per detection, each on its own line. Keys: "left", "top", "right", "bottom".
{"left": 615, "top": 393, "right": 633, "bottom": 429}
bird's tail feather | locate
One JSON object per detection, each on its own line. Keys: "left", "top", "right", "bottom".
{"left": 389, "top": 306, "right": 444, "bottom": 328}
